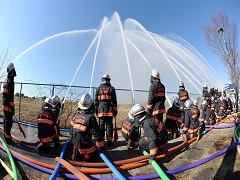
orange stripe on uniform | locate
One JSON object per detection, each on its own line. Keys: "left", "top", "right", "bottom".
{"left": 37, "top": 119, "right": 53, "bottom": 125}
{"left": 9, "top": 102, "right": 14, "bottom": 106}
{"left": 2, "top": 106, "right": 11, "bottom": 112}
{"left": 152, "top": 109, "right": 165, "bottom": 115}
{"left": 2, "top": 88, "right": 8, "bottom": 94}
{"left": 96, "top": 141, "right": 104, "bottom": 147}
{"left": 98, "top": 112, "right": 114, "bottom": 117}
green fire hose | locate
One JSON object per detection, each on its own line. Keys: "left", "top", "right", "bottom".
{"left": 0, "top": 137, "right": 19, "bottom": 180}
{"left": 141, "top": 149, "right": 170, "bottom": 180}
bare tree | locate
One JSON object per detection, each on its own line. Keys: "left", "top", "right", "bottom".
{"left": 0, "top": 44, "right": 15, "bottom": 80}
{"left": 204, "top": 12, "right": 239, "bottom": 112}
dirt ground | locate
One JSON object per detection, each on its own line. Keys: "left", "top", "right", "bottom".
{"left": 1, "top": 124, "right": 240, "bottom": 180}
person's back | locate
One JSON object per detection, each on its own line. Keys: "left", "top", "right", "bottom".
{"left": 95, "top": 74, "right": 117, "bottom": 147}
{"left": 121, "top": 107, "right": 141, "bottom": 149}
{"left": 147, "top": 69, "right": 166, "bottom": 122}
{"left": 165, "top": 98, "right": 182, "bottom": 138}
{"left": 37, "top": 98, "right": 56, "bottom": 152}
{"left": 2, "top": 63, "right": 16, "bottom": 144}
{"left": 70, "top": 93, "right": 104, "bottom": 161}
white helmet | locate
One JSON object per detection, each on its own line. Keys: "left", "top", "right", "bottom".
{"left": 102, "top": 74, "right": 111, "bottom": 80}
{"left": 203, "top": 84, "right": 208, "bottom": 88}
{"left": 7, "top": 63, "right": 15, "bottom": 73}
{"left": 44, "top": 97, "right": 53, "bottom": 106}
{"left": 78, "top": 93, "right": 93, "bottom": 110}
{"left": 128, "top": 109, "right": 134, "bottom": 120}
{"left": 201, "top": 99, "right": 207, "bottom": 105}
{"left": 131, "top": 104, "right": 146, "bottom": 117}
{"left": 193, "top": 99, "right": 198, "bottom": 106}
{"left": 52, "top": 95, "right": 60, "bottom": 106}
{"left": 151, "top": 69, "right": 160, "bottom": 79}
{"left": 173, "top": 97, "right": 180, "bottom": 108}
{"left": 184, "top": 99, "right": 192, "bottom": 108}
{"left": 179, "top": 81, "right": 184, "bottom": 87}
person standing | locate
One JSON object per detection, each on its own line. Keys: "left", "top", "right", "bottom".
{"left": 165, "top": 98, "right": 182, "bottom": 139}
{"left": 177, "top": 81, "right": 189, "bottom": 110}
{"left": 70, "top": 93, "right": 104, "bottom": 161}
{"left": 147, "top": 69, "right": 166, "bottom": 123}
{"left": 95, "top": 74, "right": 118, "bottom": 147}
{"left": 2, "top": 63, "right": 16, "bottom": 144}
{"left": 52, "top": 95, "right": 61, "bottom": 148}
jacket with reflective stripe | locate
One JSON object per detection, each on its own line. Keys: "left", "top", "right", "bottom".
{"left": 2, "top": 76, "right": 15, "bottom": 112}
{"left": 121, "top": 117, "right": 140, "bottom": 141}
{"left": 147, "top": 80, "right": 166, "bottom": 115}
{"left": 70, "top": 110, "right": 104, "bottom": 149}
{"left": 166, "top": 107, "right": 180, "bottom": 122}
{"left": 142, "top": 115, "right": 168, "bottom": 155}
{"left": 37, "top": 105, "right": 56, "bottom": 142}
{"left": 95, "top": 83, "right": 118, "bottom": 118}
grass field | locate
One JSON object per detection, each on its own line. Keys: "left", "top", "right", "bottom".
{"left": 0, "top": 96, "right": 151, "bottom": 129}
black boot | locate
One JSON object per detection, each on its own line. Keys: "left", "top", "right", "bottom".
{"left": 107, "top": 141, "right": 113, "bottom": 147}
{"left": 5, "top": 138, "right": 15, "bottom": 145}
{"left": 54, "top": 138, "right": 60, "bottom": 148}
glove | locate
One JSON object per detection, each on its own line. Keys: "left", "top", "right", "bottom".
{"left": 149, "top": 154, "right": 156, "bottom": 163}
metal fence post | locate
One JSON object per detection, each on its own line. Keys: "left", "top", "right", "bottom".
{"left": 18, "top": 82, "right": 23, "bottom": 121}
{"left": 51, "top": 84, "right": 55, "bottom": 97}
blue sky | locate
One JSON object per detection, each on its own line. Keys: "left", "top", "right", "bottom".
{"left": 0, "top": 0, "right": 239, "bottom": 96}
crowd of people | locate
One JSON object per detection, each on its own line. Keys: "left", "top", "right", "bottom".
{"left": 2, "top": 63, "right": 235, "bottom": 162}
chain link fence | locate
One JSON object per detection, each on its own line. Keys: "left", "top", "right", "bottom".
{"left": 0, "top": 82, "right": 201, "bottom": 128}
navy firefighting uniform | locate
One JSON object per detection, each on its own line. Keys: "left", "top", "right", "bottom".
{"left": 121, "top": 117, "right": 140, "bottom": 148}
{"left": 139, "top": 115, "right": 168, "bottom": 156}
{"left": 147, "top": 79, "right": 166, "bottom": 123}
{"left": 2, "top": 71, "right": 16, "bottom": 140}
{"left": 37, "top": 103, "right": 57, "bottom": 144}
{"left": 95, "top": 82, "right": 117, "bottom": 142}
{"left": 165, "top": 106, "right": 182, "bottom": 133}
{"left": 70, "top": 110, "right": 104, "bottom": 161}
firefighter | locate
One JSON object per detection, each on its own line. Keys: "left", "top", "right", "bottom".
{"left": 147, "top": 69, "right": 166, "bottom": 123}
{"left": 165, "top": 98, "right": 182, "bottom": 139}
{"left": 121, "top": 106, "right": 141, "bottom": 150}
{"left": 182, "top": 99, "right": 199, "bottom": 139}
{"left": 37, "top": 98, "right": 57, "bottom": 153}
{"left": 70, "top": 93, "right": 104, "bottom": 162}
{"left": 52, "top": 95, "right": 61, "bottom": 148}
{"left": 190, "top": 99, "right": 200, "bottom": 138}
{"left": 2, "top": 63, "right": 16, "bottom": 144}
{"left": 209, "top": 86, "right": 215, "bottom": 98}
{"left": 178, "top": 81, "right": 189, "bottom": 129}
{"left": 202, "top": 84, "right": 208, "bottom": 98}
{"left": 133, "top": 104, "right": 168, "bottom": 161}
{"left": 177, "top": 81, "right": 189, "bottom": 110}
{"left": 95, "top": 74, "right": 118, "bottom": 147}
{"left": 217, "top": 96, "right": 227, "bottom": 120}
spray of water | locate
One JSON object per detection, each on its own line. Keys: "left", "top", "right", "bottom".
{"left": 5, "top": 12, "right": 223, "bottom": 105}
{"left": 89, "top": 17, "right": 108, "bottom": 95}
{"left": 0, "top": 30, "right": 97, "bottom": 78}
